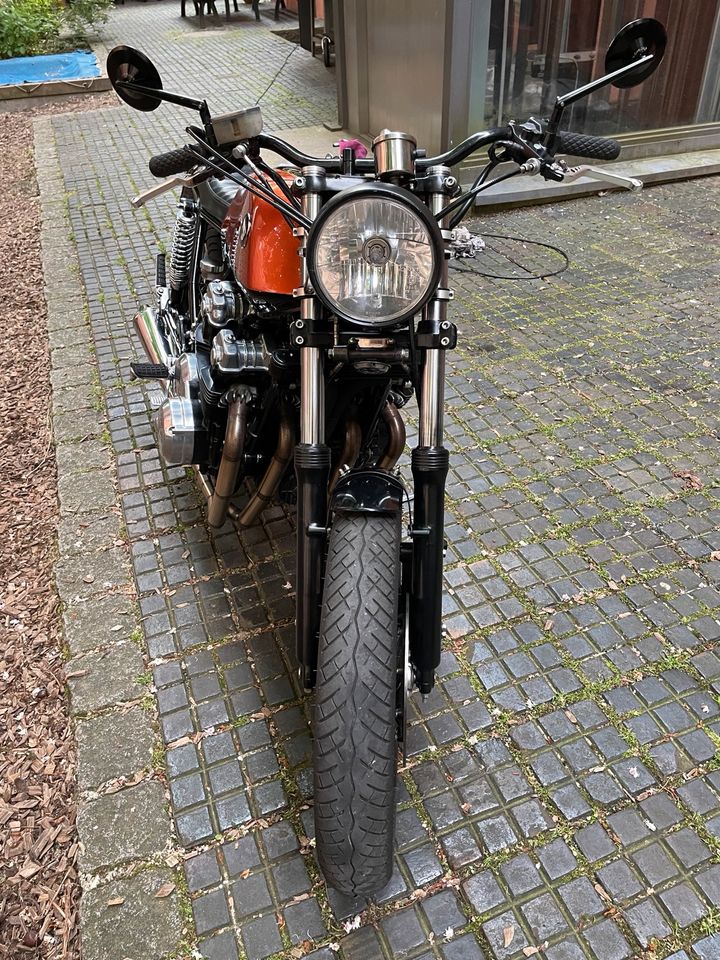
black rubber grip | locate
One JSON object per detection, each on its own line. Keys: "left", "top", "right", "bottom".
{"left": 556, "top": 131, "right": 621, "bottom": 161}
{"left": 149, "top": 145, "right": 205, "bottom": 178}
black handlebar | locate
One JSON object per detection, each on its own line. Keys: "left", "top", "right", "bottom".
{"left": 148, "top": 125, "right": 620, "bottom": 181}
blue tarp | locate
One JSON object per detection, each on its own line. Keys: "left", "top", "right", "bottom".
{"left": 0, "top": 49, "right": 100, "bottom": 85}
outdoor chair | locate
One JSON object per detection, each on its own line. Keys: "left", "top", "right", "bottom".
{"left": 180, "top": 0, "right": 286, "bottom": 20}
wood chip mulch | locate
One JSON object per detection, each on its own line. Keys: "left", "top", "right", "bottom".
{"left": 0, "top": 92, "right": 116, "bottom": 960}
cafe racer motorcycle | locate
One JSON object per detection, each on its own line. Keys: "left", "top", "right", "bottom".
{"left": 107, "top": 18, "right": 665, "bottom": 895}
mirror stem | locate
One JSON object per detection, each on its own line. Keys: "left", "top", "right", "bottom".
{"left": 116, "top": 80, "right": 205, "bottom": 112}
{"left": 544, "top": 52, "right": 654, "bottom": 149}
{"left": 557, "top": 52, "right": 654, "bottom": 110}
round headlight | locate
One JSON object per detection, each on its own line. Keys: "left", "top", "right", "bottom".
{"left": 307, "top": 183, "right": 443, "bottom": 327}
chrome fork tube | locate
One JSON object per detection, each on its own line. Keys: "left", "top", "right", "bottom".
{"left": 419, "top": 168, "right": 451, "bottom": 446}
{"left": 411, "top": 166, "right": 452, "bottom": 695}
{"left": 300, "top": 181, "right": 324, "bottom": 445}
{"left": 295, "top": 171, "right": 330, "bottom": 691}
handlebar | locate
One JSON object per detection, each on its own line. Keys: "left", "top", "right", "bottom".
{"left": 148, "top": 125, "right": 621, "bottom": 180}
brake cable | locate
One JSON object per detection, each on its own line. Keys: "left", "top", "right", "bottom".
{"left": 439, "top": 167, "right": 521, "bottom": 224}
{"left": 449, "top": 233, "right": 570, "bottom": 280}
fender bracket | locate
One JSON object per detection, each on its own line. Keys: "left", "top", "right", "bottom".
{"left": 330, "top": 468, "right": 406, "bottom": 516}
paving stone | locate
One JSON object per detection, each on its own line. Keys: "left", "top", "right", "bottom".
{"left": 284, "top": 897, "right": 326, "bottom": 944}
{"left": 574, "top": 822, "right": 615, "bottom": 862}
{"left": 537, "top": 839, "right": 577, "bottom": 880}
{"left": 78, "top": 780, "right": 170, "bottom": 871}
{"left": 62, "top": 592, "right": 136, "bottom": 655}
{"left": 67, "top": 642, "right": 145, "bottom": 714}
{"left": 58, "top": 469, "right": 117, "bottom": 516}
{"left": 49, "top": 31, "right": 720, "bottom": 959}
{"left": 626, "top": 899, "right": 672, "bottom": 947}
{"left": 422, "top": 890, "right": 466, "bottom": 935}
{"left": 185, "top": 849, "right": 222, "bottom": 893}
{"left": 463, "top": 871, "right": 506, "bottom": 915}
{"left": 192, "top": 888, "right": 231, "bottom": 936}
{"left": 582, "top": 919, "right": 631, "bottom": 960}
{"left": 80, "top": 867, "right": 182, "bottom": 960}
{"left": 76, "top": 708, "right": 154, "bottom": 789}
{"left": 482, "top": 912, "right": 529, "bottom": 960}
{"left": 56, "top": 546, "right": 130, "bottom": 600}
{"left": 558, "top": 877, "right": 604, "bottom": 922}
{"left": 693, "top": 934, "right": 720, "bottom": 959}
{"left": 382, "top": 906, "right": 426, "bottom": 956}
{"left": 441, "top": 933, "right": 487, "bottom": 959}
{"left": 241, "top": 914, "right": 283, "bottom": 960}
{"left": 198, "top": 930, "right": 239, "bottom": 960}
{"left": 341, "top": 925, "right": 384, "bottom": 960}
{"left": 596, "top": 859, "right": 642, "bottom": 901}
{"left": 659, "top": 882, "right": 707, "bottom": 927}
{"left": 231, "top": 871, "right": 273, "bottom": 918}
{"left": 521, "top": 892, "right": 568, "bottom": 940}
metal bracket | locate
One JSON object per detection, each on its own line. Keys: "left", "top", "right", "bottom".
{"left": 415, "top": 320, "right": 457, "bottom": 350}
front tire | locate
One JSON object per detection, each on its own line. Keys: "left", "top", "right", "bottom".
{"left": 313, "top": 512, "right": 401, "bottom": 895}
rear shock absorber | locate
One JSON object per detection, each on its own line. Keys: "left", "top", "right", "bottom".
{"left": 168, "top": 198, "right": 197, "bottom": 290}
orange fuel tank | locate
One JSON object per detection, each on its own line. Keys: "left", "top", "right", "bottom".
{"left": 223, "top": 173, "right": 301, "bottom": 296}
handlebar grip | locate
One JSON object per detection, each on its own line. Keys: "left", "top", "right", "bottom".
{"left": 149, "top": 145, "right": 205, "bottom": 178}
{"left": 555, "top": 131, "right": 621, "bottom": 162}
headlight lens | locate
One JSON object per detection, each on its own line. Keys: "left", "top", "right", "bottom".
{"left": 307, "top": 187, "right": 441, "bottom": 327}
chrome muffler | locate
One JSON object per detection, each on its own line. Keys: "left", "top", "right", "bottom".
{"left": 134, "top": 305, "right": 171, "bottom": 371}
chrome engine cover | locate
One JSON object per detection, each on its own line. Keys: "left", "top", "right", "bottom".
{"left": 154, "top": 396, "right": 208, "bottom": 466}
{"left": 202, "top": 280, "right": 237, "bottom": 329}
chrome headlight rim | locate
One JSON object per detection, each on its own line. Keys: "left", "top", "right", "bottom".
{"left": 306, "top": 181, "right": 444, "bottom": 328}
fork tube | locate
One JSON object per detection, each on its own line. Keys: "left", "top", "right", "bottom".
{"left": 295, "top": 176, "right": 329, "bottom": 690}
{"left": 411, "top": 168, "right": 451, "bottom": 695}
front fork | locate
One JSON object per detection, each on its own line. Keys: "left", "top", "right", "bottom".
{"left": 295, "top": 173, "right": 330, "bottom": 691}
{"left": 410, "top": 166, "right": 453, "bottom": 695}
{"left": 295, "top": 167, "right": 453, "bottom": 697}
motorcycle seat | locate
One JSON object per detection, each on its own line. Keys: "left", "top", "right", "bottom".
{"left": 198, "top": 176, "right": 240, "bottom": 225}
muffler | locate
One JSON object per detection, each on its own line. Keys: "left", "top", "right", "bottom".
{"left": 134, "top": 305, "right": 172, "bottom": 372}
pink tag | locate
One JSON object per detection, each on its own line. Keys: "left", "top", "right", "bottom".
{"left": 338, "top": 138, "right": 369, "bottom": 159}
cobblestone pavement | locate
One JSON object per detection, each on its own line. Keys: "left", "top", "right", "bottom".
{"left": 50, "top": 3, "right": 720, "bottom": 958}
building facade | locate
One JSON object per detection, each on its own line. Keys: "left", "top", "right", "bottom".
{"left": 335, "top": 0, "right": 720, "bottom": 161}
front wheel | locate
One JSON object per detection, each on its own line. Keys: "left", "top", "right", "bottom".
{"left": 313, "top": 512, "right": 402, "bottom": 895}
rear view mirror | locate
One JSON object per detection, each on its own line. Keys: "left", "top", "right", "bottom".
{"left": 605, "top": 18, "right": 667, "bottom": 88}
{"left": 107, "top": 45, "right": 164, "bottom": 112}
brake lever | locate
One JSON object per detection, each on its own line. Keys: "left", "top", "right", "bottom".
{"left": 562, "top": 164, "right": 643, "bottom": 192}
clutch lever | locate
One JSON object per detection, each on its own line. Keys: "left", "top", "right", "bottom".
{"left": 562, "top": 164, "right": 643, "bottom": 192}
{"left": 131, "top": 170, "right": 207, "bottom": 209}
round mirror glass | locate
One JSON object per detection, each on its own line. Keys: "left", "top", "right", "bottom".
{"left": 605, "top": 18, "right": 667, "bottom": 89}
{"left": 107, "top": 45, "right": 163, "bottom": 112}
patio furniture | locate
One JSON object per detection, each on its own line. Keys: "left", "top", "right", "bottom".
{"left": 180, "top": 0, "right": 285, "bottom": 21}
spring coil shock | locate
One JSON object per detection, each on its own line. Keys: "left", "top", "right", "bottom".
{"left": 168, "top": 199, "right": 197, "bottom": 290}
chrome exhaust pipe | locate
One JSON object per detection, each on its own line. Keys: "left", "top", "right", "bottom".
{"left": 207, "top": 393, "right": 249, "bottom": 528}
{"left": 134, "top": 306, "right": 171, "bottom": 369}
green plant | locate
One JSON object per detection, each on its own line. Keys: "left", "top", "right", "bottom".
{"left": 0, "top": 0, "right": 112, "bottom": 60}
{"left": 0, "top": 0, "right": 61, "bottom": 59}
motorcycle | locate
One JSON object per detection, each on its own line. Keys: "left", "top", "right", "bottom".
{"left": 106, "top": 17, "right": 666, "bottom": 896}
